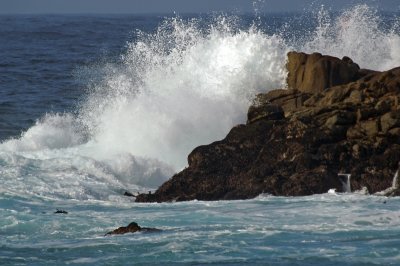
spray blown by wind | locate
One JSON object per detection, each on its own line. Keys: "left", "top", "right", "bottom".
{"left": 0, "top": 5, "right": 399, "bottom": 201}
{"left": 79, "top": 16, "right": 288, "bottom": 170}
{"left": 302, "top": 4, "right": 400, "bottom": 70}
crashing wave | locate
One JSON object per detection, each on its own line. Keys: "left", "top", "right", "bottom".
{"left": 0, "top": 5, "right": 399, "bottom": 200}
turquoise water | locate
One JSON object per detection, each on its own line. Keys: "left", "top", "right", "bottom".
{"left": 1, "top": 194, "right": 399, "bottom": 265}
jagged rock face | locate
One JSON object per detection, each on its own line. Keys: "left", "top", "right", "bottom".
{"left": 136, "top": 52, "right": 400, "bottom": 203}
{"left": 286, "top": 52, "right": 362, "bottom": 93}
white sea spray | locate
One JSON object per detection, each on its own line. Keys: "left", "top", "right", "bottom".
{"left": 0, "top": 6, "right": 399, "bottom": 200}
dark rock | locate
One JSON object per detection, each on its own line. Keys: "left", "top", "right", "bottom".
{"left": 54, "top": 209, "right": 68, "bottom": 214}
{"left": 105, "top": 222, "right": 161, "bottom": 236}
{"left": 358, "top": 68, "right": 379, "bottom": 79}
{"left": 135, "top": 52, "right": 400, "bottom": 202}
{"left": 247, "top": 103, "right": 284, "bottom": 124}
{"left": 123, "top": 191, "right": 136, "bottom": 197}
{"left": 381, "top": 110, "right": 400, "bottom": 133}
{"left": 254, "top": 89, "right": 312, "bottom": 116}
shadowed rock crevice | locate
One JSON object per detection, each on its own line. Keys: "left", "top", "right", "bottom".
{"left": 136, "top": 52, "right": 400, "bottom": 202}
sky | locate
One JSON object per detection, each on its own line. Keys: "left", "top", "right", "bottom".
{"left": 0, "top": 0, "right": 398, "bottom": 14}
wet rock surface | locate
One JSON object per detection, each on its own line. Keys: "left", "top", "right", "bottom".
{"left": 105, "top": 222, "right": 161, "bottom": 236}
{"left": 54, "top": 209, "right": 68, "bottom": 214}
{"left": 136, "top": 52, "right": 400, "bottom": 202}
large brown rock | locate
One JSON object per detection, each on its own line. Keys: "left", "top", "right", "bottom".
{"left": 135, "top": 53, "right": 400, "bottom": 203}
{"left": 286, "top": 52, "right": 361, "bottom": 93}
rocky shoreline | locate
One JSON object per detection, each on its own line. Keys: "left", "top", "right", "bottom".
{"left": 136, "top": 51, "right": 400, "bottom": 203}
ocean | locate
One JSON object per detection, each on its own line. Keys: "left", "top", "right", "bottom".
{"left": 1, "top": 5, "right": 400, "bottom": 265}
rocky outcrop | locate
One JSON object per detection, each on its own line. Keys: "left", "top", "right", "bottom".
{"left": 105, "top": 222, "right": 160, "bottom": 236}
{"left": 136, "top": 52, "right": 400, "bottom": 203}
{"left": 286, "top": 52, "right": 371, "bottom": 93}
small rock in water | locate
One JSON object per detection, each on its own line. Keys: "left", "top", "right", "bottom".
{"left": 54, "top": 209, "right": 68, "bottom": 214}
{"left": 123, "top": 191, "right": 136, "bottom": 197}
{"left": 105, "top": 222, "right": 161, "bottom": 236}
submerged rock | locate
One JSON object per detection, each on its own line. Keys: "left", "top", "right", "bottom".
{"left": 54, "top": 209, "right": 68, "bottom": 214}
{"left": 136, "top": 52, "right": 400, "bottom": 202}
{"left": 105, "top": 222, "right": 161, "bottom": 236}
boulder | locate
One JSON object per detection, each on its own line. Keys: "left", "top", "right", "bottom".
{"left": 381, "top": 111, "right": 400, "bottom": 133}
{"left": 286, "top": 52, "right": 360, "bottom": 93}
{"left": 105, "top": 222, "right": 160, "bottom": 236}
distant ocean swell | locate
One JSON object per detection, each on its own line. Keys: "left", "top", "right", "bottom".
{"left": 1, "top": 5, "right": 399, "bottom": 201}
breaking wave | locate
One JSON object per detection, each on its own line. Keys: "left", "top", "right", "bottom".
{"left": 1, "top": 5, "right": 399, "bottom": 200}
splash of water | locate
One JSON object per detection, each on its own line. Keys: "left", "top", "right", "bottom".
{"left": 79, "top": 17, "right": 287, "bottom": 170}
{"left": 0, "top": 16, "right": 288, "bottom": 200}
{"left": 338, "top": 174, "right": 351, "bottom": 193}
{"left": 374, "top": 163, "right": 399, "bottom": 196}
{"left": 302, "top": 4, "right": 400, "bottom": 70}
{"left": 392, "top": 169, "right": 398, "bottom": 189}
{"left": 1, "top": 6, "right": 399, "bottom": 200}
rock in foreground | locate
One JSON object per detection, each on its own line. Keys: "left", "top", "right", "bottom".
{"left": 136, "top": 52, "right": 400, "bottom": 202}
{"left": 105, "top": 222, "right": 160, "bottom": 236}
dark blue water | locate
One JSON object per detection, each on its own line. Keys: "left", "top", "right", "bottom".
{"left": 0, "top": 15, "right": 164, "bottom": 140}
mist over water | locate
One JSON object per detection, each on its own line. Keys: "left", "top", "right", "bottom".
{"left": 1, "top": 5, "right": 400, "bottom": 201}
{"left": 79, "top": 16, "right": 288, "bottom": 169}
{"left": 302, "top": 4, "right": 400, "bottom": 70}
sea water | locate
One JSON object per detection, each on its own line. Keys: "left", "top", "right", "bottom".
{"left": 2, "top": 194, "right": 400, "bottom": 265}
{"left": 1, "top": 5, "right": 400, "bottom": 265}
